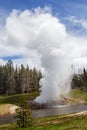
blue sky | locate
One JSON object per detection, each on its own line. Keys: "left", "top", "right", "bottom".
{"left": 0, "top": 0, "right": 87, "bottom": 68}
{"left": 0, "top": 0, "right": 87, "bottom": 31}
{"left": 0, "top": 0, "right": 87, "bottom": 30}
{"left": 0, "top": 0, "right": 87, "bottom": 17}
{"left": 0, "top": 55, "right": 22, "bottom": 60}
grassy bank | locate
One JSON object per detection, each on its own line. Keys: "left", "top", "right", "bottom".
{"left": 0, "top": 89, "right": 87, "bottom": 115}
{"left": 0, "top": 89, "right": 87, "bottom": 106}
{"left": 70, "top": 89, "right": 87, "bottom": 101}
{"left": 0, "top": 92, "right": 39, "bottom": 115}
{"left": 0, "top": 92, "right": 39, "bottom": 105}
{"left": 0, "top": 113, "right": 87, "bottom": 130}
{"left": 0, "top": 89, "right": 87, "bottom": 129}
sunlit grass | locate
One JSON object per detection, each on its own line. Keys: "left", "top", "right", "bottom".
{"left": 0, "top": 114, "right": 87, "bottom": 130}
{"left": 70, "top": 89, "right": 87, "bottom": 101}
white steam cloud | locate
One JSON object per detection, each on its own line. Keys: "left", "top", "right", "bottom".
{"left": 2, "top": 7, "right": 87, "bottom": 103}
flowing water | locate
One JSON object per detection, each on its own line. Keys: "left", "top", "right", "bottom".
{"left": 32, "top": 104, "right": 87, "bottom": 118}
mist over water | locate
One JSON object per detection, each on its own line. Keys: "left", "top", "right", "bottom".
{"left": 5, "top": 7, "right": 87, "bottom": 103}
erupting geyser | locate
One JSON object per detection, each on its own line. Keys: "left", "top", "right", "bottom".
{"left": 35, "top": 48, "right": 73, "bottom": 103}
{"left": 6, "top": 7, "right": 75, "bottom": 103}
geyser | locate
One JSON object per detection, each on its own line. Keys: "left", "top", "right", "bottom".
{"left": 35, "top": 48, "right": 73, "bottom": 103}
{"left": 6, "top": 7, "right": 75, "bottom": 103}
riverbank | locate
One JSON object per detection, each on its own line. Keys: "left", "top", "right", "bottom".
{"left": 0, "top": 89, "right": 87, "bottom": 116}
{"left": 0, "top": 103, "right": 87, "bottom": 125}
{"left": 0, "top": 90, "right": 87, "bottom": 129}
{"left": 0, "top": 110, "right": 87, "bottom": 130}
{"left": 0, "top": 92, "right": 39, "bottom": 116}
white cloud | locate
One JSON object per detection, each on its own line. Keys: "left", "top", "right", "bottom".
{"left": 0, "top": 7, "right": 87, "bottom": 69}
{"left": 67, "top": 16, "right": 87, "bottom": 29}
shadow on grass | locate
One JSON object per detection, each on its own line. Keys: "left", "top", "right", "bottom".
{"left": 0, "top": 92, "right": 39, "bottom": 105}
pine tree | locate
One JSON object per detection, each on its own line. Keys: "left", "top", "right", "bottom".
{"left": 15, "top": 97, "right": 32, "bottom": 128}
{"left": 82, "top": 68, "right": 87, "bottom": 91}
{"left": 29, "top": 69, "right": 33, "bottom": 92}
{"left": 32, "top": 68, "right": 39, "bottom": 91}
{"left": 2, "top": 65, "right": 8, "bottom": 94}
{"left": 0, "top": 66, "right": 4, "bottom": 94}
{"left": 38, "top": 70, "right": 43, "bottom": 90}
{"left": 5, "top": 60, "right": 16, "bottom": 94}
{"left": 25, "top": 65, "right": 31, "bottom": 93}
{"left": 19, "top": 64, "right": 26, "bottom": 93}
{"left": 15, "top": 65, "right": 20, "bottom": 93}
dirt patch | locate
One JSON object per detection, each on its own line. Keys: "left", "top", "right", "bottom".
{"left": 68, "top": 110, "right": 87, "bottom": 116}
{"left": 0, "top": 104, "right": 18, "bottom": 116}
{"left": 9, "top": 105, "right": 18, "bottom": 114}
{"left": 62, "top": 97, "right": 87, "bottom": 104}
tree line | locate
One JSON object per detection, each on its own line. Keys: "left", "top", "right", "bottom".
{"left": 0, "top": 60, "right": 42, "bottom": 95}
{"left": 72, "top": 68, "right": 87, "bottom": 91}
{"left": 0, "top": 59, "right": 87, "bottom": 95}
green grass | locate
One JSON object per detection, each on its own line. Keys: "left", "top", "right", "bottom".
{"left": 0, "top": 114, "right": 87, "bottom": 130}
{"left": 0, "top": 92, "right": 39, "bottom": 105}
{"left": 0, "top": 89, "right": 87, "bottom": 129}
{"left": 0, "top": 89, "right": 87, "bottom": 105}
{"left": 70, "top": 89, "right": 87, "bottom": 101}
{"left": 0, "top": 92, "right": 39, "bottom": 115}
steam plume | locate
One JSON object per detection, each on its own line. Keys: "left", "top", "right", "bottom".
{"left": 5, "top": 7, "right": 85, "bottom": 103}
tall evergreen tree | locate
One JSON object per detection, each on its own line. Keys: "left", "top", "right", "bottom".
{"left": 82, "top": 68, "right": 87, "bottom": 91}
{"left": 15, "top": 65, "right": 20, "bottom": 93}
{"left": 25, "top": 65, "right": 31, "bottom": 93}
{"left": 32, "top": 67, "right": 39, "bottom": 91}
{"left": 5, "top": 60, "right": 16, "bottom": 94}
{"left": 19, "top": 64, "right": 26, "bottom": 93}
{"left": 0, "top": 66, "right": 4, "bottom": 94}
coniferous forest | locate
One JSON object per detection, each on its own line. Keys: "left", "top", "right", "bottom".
{"left": 72, "top": 68, "right": 87, "bottom": 91}
{"left": 0, "top": 59, "right": 87, "bottom": 95}
{"left": 0, "top": 59, "right": 42, "bottom": 95}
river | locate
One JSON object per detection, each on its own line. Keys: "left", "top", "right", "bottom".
{"left": 0, "top": 104, "right": 87, "bottom": 125}
{"left": 32, "top": 104, "right": 87, "bottom": 118}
